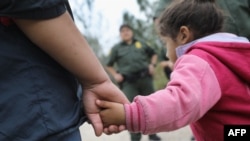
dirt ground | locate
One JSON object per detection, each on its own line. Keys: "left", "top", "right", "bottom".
{"left": 80, "top": 123, "right": 193, "bottom": 141}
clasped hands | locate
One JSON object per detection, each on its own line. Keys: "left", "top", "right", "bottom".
{"left": 83, "top": 80, "right": 129, "bottom": 136}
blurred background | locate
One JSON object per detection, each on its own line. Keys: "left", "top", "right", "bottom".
{"left": 69, "top": 0, "right": 168, "bottom": 90}
{"left": 69, "top": 0, "right": 193, "bottom": 140}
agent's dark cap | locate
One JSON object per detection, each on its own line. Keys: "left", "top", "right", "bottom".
{"left": 119, "top": 24, "right": 133, "bottom": 32}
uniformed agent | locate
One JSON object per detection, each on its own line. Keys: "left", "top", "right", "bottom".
{"left": 106, "top": 24, "right": 161, "bottom": 141}
{"left": 153, "top": 0, "right": 173, "bottom": 80}
{"left": 158, "top": 47, "right": 173, "bottom": 80}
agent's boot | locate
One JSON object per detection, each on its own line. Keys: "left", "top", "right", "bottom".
{"left": 149, "top": 134, "right": 161, "bottom": 141}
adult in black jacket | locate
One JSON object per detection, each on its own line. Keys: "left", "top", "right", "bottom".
{"left": 0, "top": 1, "right": 128, "bottom": 140}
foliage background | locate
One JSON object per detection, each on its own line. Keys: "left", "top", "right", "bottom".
{"left": 70, "top": 0, "right": 168, "bottom": 90}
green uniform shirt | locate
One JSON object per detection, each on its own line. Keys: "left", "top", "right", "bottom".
{"left": 216, "top": 0, "right": 250, "bottom": 40}
{"left": 107, "top": 39, "right": 155, "bottom": 75}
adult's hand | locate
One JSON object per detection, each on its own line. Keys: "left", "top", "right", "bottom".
{"left": 114, "top": 73, "right": 124, "bottom": 83}
{"left": 83, "top": 80, "right": 129, "bottom": 136}
{"left": 160, "top": 61, "right": 174, "bottom": 70}
{"left": 148, "top": 64, "right": 155, "bottom": 75}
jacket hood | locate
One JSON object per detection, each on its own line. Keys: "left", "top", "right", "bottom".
{"left": 186, "top": 33, "right": 250, "bottom": 83}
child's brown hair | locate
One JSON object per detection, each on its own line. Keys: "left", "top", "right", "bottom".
{"left": 159, "top": 0, "right": 224, "bottom": 40}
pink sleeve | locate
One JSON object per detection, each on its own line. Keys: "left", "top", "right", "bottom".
{"left": 124, "top": 55, "right": 221, "bottom": 134}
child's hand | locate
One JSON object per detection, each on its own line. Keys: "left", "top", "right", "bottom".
{"left": 83, "top": 81, "right": 129, "bottom": 136}
{"left": 96, "top": 100, "right": 126, "bottom": 127}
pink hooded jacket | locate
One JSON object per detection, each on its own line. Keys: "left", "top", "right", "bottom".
{"left": 124, "top": 33, "right": 250, "bottom": 141}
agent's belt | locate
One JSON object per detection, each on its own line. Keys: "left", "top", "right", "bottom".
{"left": 122, "top": 68, "right": 150, "bottom": 82}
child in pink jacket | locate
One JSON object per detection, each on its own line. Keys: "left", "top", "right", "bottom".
{"left": 97, "top": 0, "right": 250, "bottom": 140}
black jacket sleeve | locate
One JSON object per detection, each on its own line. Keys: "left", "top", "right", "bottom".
{"left": 0, "top": 0, "right": 68, "bottom": 19}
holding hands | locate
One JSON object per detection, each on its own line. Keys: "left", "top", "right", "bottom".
{"left": 96, "top": 100, "right": 126, "bottom": 132}
{"left": 96, "top": 99, "right": 127, "bottom": 135}
{"left": 83, "top": 80, "right": 128, "bottom": 136}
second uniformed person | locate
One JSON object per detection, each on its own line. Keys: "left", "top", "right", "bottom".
{"left": 106, "top": 24, "right": 161, "bottom": 141}
{"left": 153, "top": 0, "right": 173, "bottom": 80}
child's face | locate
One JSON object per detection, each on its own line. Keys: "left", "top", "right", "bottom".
{"left": 162, "top": 26, "right": 194, "bottom": 63}
{"left": 163, "top": 36, "right": 180, "bottom": 63}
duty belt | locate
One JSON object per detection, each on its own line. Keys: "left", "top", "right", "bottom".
{"left": 122, "top": 68, "right": 150, "bottom": 82}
